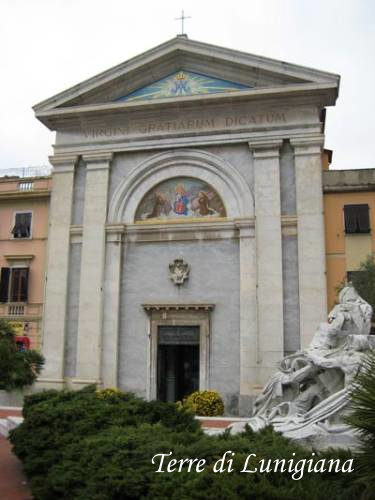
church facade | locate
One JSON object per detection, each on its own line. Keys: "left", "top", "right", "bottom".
{"left": 34, "top": 37, "right": 340, "bottom": 414}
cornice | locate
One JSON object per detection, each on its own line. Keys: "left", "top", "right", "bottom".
{"left": 0, "top": 189, "right": 51, "bottom": 200}
{"left": 4, "top": 254, "right": 35, "bottom": 262}
{"left": 143, "top": 303, "right": 215, "bottom": 313}
{"left": 36, "top": 83, "right": 337, "bottom": 130}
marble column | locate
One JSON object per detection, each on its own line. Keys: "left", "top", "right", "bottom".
{"left": 291, "top": 136, "right": 327, "bottom": 348}
{"left": 249, "top": 139, "right": 284, "bottom": 384}
{"left": 235, "top": 219, "right": 258, "bottom": 416}
{"left": 73, "top": 152, "right": 113, "bottom": 386}
{"left": 101, "top": 224, "right": 124, "bottom": 387}
{"left": 38, "top": 154, "right": 78, "bottom": 388}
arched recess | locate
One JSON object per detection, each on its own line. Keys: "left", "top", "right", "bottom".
{"left": 108, "top": 149, "right": 254, "bottom": 223}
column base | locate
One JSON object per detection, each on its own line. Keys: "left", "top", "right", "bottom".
{"left": 70, "top": 378, "right": 102, "bottom": 390}
{"left": 34, "top": 378, "right": 66, "bottom": 391}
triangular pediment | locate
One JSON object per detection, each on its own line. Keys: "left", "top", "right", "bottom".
{"left": 116, "top": 70, "right": 251, "bottom": 102}
{"left": 33, "top": 36, "right": 340, "bottom": 128}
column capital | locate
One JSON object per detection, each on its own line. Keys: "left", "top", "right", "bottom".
{"left": 248, "top": 139, "right": 283, "bottom": 159}
{"left": 234, "top": 218, "right": 255, "bottom": 238}
{"left": 105, "top": 223, "right": 125, "bottom": 243}
{"left": 48, "top": 154, "right": 79, "bottom": 173}
{"left": 82, "top": 152, "right": 113, "bottom": 170}
{"left": 290, "top": 135, "right": 324, "bottom": 156}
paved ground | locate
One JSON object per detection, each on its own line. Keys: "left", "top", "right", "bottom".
{"left": 0, "top": 436, "right": 32, "bottom": 500}
{"left": 0, "top": 409, "right": 22, "bottom": 419}
{"left": 199, "top": 419, "right": 235, "bottom": 428}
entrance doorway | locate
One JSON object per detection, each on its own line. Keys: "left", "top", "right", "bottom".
{"left": 157, "top": 326, "right": 199, "bottom": 402}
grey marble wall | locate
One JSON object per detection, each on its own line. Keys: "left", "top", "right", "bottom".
{"left": 108, "top": 150, "right": 163, "bottom": 204}
{"left": 200, "top": 144, "right": 254, "bottom": 194}
{"left": 280, "top": 139, "right": 300, "bottom": 355}
{"left": 282, "top": 235, "right": 300, "bottom": 355}
{"left": 71, "top": 158, "right": 86, "bottom": 225}
{"left": 280, "top": 140, "right": 296, "bottom": 215}
{"left": 64, "top": 243, "right": 82, "bottom": 377}
{"left": 118, "top": 238, "right": 240, "bottom": 413}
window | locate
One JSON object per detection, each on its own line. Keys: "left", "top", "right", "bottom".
{"left": 11, "top": 212, "right": 32, "bottom": 238}
{"left": 344, "top": 204, "right": 370, "bottom": 234}
{"left": 0, "top": 267, "right": 29, "bottom": 303}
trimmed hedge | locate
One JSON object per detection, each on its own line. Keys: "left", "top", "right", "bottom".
{"left": 9, "top": 386, "right": 363, "bottom": 499}
{"left": 182, "top": 390, "right": 224, "bottom": 416}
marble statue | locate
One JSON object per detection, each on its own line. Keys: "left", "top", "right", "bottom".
{"left": 230, "top": 285, "right": 374, "bottom": 448}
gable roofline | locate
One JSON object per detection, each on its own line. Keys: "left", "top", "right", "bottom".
{"left": 33, "top": 36, "right": 340, "bottom": 114}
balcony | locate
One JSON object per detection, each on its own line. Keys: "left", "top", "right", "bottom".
{"left": 18, "top": 181, "right": 34, "bottom": 191}
{"left": 0, "top": 303, "right": 43, "bottom": 319}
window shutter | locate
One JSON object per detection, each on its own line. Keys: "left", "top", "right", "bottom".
{"left": 344, "top": 206, "right": 358, "bottom": 233}
{"left": 12, "top": 213, "right": 32, "bottom": 238}
{"left": 358, "top": 205, "right": 370, "bottom": 233}
{"left": 0, "top": 268, "right": 10, "bottom": 302}
{"left": 19, "top": 268, "right": 29, "bottom": 302}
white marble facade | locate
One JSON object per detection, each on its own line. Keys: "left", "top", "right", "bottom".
{"left": 35, "top": 36, "right": 339, "bottom": 415}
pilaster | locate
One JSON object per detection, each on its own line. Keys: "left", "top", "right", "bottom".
{"left": 249, "top": 139, "right": 284, "bottom": 384}
{"left": 235, "top": 219, "right": 258, "bottom": 415}
{"left": 38, "top": 154, "right": 78, "bottom": 388}
{"left": 101, "top": 224, "right": 125, "bottom": 387}
{"left": 291, "top": 136, "right": 327, "bottom": 347}
{"left": 73, "top": 152, "right": 113, "bottom": 386}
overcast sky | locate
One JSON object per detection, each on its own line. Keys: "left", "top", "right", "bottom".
{"left": 1, "top": 0, "right": 374, "bottom": 171}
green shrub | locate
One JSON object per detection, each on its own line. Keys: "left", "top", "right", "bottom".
{"left": 0, "top": 319, "right": 44, "bottom": 390}
{"left": 347, "top": 350, "right": 375, "bottom": 496}
{"left": 182, "top": 390, "right": 224, "bottom": 416}
{"left": 9, "top": 387, "right": 364, "bottom": 500}
{"left": 10, "top": 386, "right": 200, "bottom": 480}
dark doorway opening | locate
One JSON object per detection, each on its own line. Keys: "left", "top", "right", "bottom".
{"left": 157, "top": 326, "right": 199, "bottom": 402}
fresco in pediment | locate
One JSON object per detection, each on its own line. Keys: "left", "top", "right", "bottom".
{"left": 135, "top": 177, "right": 227, "bottom": 222}
{"left": 117, "top": 70, "right": 250, "bottom": 102}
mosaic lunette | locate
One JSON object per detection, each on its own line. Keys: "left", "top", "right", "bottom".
{"left": 135, "top": 177, "right": 227, "bottom": 221}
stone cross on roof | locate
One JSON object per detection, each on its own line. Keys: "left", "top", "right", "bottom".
{"left": 174, "top": 9, "right": 191, "bottom": 36}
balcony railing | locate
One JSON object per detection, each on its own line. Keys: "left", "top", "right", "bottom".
{"left": 8, "top": 304, "right": 25, "bottom": 316}
{"left": 0, "top": 166, "right": 52, "bottom": 178}
{"left": 0, "top": 303, "right": 43, "bottom": 318}
{"left": 18, "top": 181, "right": 34, "bottom": 191}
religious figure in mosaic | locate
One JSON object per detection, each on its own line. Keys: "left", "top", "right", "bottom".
{"left": 173, "top": 184, "right": 189, "bottom": 215}
{"left": 116, "top": 70, "right": 250, "bottom": 103}
{"left": 146, "top": 193, "right": 171, "bottom": 219}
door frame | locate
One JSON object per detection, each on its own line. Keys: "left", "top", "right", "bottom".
{"left": 143, "top": 304, "right": 215, "bottom": 400}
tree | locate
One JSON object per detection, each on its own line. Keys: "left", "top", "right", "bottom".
{"left": 0, "top": 319, "right": 44, "bottom": 391}
{"left": 344, "top": 254, "right": 375, "bottom": 321}
{"left": 347, "top": 351, "right": 375, "bottom": 495}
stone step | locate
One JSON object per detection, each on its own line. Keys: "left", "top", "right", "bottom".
{"left": 0, "top": 417, "right": 24, "bottom": 438}
{"left": 0, "top": 419, "right": 9, "bottom": 437}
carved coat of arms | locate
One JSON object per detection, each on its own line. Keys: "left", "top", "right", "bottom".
{"left": 169, "top": 258, "right": 189, "bottom": 285}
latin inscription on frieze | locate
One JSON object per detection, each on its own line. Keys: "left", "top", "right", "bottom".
{"left": 81, "top": 112, "right": 286, "bottom": 139}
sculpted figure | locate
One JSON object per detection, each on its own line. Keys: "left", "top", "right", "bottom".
{"left": 231, "top": 285, "right": 373, "bottom": 446}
